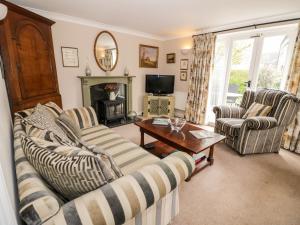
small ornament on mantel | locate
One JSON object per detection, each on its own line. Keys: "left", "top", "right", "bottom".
{"left": 124, "top": 67, "right": 129, "bottom": 76}
{"left": 85, "top": 58, "right": 92, "bottom": 76}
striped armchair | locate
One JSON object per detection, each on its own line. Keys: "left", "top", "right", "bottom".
{"left": 14, "top": 103, "right": 195, "bottom": 225}
{"left": 213, "top": 89, "right": 300, "bottom": 155}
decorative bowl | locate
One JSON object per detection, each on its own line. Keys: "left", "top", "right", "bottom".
{"left": 168, "top": 117, "right": 186, "bottom": 132}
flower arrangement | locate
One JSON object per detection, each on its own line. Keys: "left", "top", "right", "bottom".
{"left": 104, "top": 83, "right": 119, "bottom": 93}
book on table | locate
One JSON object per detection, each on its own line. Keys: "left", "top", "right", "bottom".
{"left": 152, "top": 117, "right": 169, "bottom": 126}
{"left": 192, "top": 152, "right": 206, "bottom": 164}
{"left": 189, "top": 130, "right": 217, "bottom": 139}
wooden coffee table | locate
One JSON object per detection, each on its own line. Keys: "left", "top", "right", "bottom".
{"left": 135, "top": 119, "right": 225, "bottom": 179}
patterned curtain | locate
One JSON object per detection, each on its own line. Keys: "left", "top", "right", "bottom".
{"left": 282, "top": 23, "right": 300, "bottom": 153}
{"left": 185, "top": 33, "right": 216, "bottom": 124}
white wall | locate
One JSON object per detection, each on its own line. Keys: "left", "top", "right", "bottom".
{"left": 0, "top": 69, "right": 18, "bottom": 225}
{"left": 52, "top": 20, "right": 163, "bottom": 113}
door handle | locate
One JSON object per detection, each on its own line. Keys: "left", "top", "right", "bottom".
{"left": 244, "top": 80, "right": 251, "bottom": 88}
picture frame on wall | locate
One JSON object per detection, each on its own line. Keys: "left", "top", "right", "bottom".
{"left": 61, "top": 47, "right": 79, "bottom": 67}
{"left": 180, "top": 70, "right": 188, "bottom": 81}
{"left": 139, "top": 44, "right": 159, "bottom": 68}
{"left": 166, "top": 53, "right": 176, "bottom": 63}
{"left": 180, "top": 59, "right": 189, "bottom": 70}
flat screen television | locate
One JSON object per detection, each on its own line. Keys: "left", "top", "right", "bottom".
{"left": 145, "top": 74, "right": 175, "bottom": 95}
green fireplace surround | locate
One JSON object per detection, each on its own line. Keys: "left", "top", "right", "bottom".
{"left": 78, "top": 76, "right": 135, "bottom": 113}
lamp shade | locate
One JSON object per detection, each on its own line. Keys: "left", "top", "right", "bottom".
{"left": 0, "top": 3, "right": 8, "bottom": 21}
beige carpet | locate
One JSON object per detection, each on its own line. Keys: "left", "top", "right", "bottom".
{"left": 112, "top": 124, "right": 300, "bottom": 225}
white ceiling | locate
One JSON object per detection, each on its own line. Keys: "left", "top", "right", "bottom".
{"left": 8, "top": 0, "right": 300, "bottom": 40}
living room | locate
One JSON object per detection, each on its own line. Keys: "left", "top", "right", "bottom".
{"left": 0, "top": 0, "right": 300, "bottom": 225}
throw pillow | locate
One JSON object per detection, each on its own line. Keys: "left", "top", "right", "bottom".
{"left": 44, "top": 102, "right": 63, "bottom": 117}
{"left": 21, "top": 135, "right": 120, "bottom": 200}
{"left": 242, "top": 102, "right": 272, "bottom": 119}
{"left": 55, "top": 112, "right": 82, "bottom": 142}
{"left": 24, "top": 104, "right": 70, "bottom": 142}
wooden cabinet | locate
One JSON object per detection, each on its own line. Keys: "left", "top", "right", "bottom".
{"left": 0, "top": 1, "right": 61, "bottom": 113}
{"left": 143, "top": 95, "right": 175, "bottom": 118}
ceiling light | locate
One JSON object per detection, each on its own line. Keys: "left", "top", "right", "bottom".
{"left": 0, "top": 3, "right": 8, "bottom": 21}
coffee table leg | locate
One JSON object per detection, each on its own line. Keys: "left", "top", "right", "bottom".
{"left": 207, "top": 145, "right": 214, "bottom": 165}
{"left": 140, "top": 128, "right": 145, "bottom": 147}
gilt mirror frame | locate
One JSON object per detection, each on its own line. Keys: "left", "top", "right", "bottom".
{"left": 94, "top": 31, "right": 119, "bottom": 72}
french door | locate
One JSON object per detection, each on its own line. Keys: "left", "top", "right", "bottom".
{"left": 206, "top": 24, "right": 298, "bottom": 124}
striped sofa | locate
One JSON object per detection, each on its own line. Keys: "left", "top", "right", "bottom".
{"left": 213, "top": 88, "right": 300, "bottom": 155}
{"left": 14, "top": 104, "right": 195, "bottom": 225}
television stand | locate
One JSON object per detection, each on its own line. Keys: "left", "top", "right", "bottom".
{"left": 143, "top": 94, "right": 175, "bottom": 118}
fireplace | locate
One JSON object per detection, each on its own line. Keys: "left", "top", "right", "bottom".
{"left": 90, "top": 83, "right": 127, "bottom": 125}
{"left": 78, "top": 76, "right": 135, "bottom": 127}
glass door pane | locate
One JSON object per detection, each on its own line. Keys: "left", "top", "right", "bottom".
{"left": 255, "top": 35, "right": 290, "bottom": 90}
{"left": 226, "top": 38, "right": 254, "bottom": 105}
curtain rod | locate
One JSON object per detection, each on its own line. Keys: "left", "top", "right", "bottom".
{"left": 192, "top": 17, "right": 300, "bottom": 37}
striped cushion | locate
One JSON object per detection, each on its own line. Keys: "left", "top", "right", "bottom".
{"left": 14, "top": 108, "right": 34, "bottom": 119}
{"left": 44, "top": 102, "right": 63, "bottom": 117}
{"left": 215, "top": 118, "right": 244, "bottom": 136}
{"left": 65, "top": 106, "right": 99, "bottom": 129}
{"left": 21, "top": 135, "right": 114, "bottom": 200}
{"left": 242, "top": 102, "right": 272, "bottom": 119}
{"left": 55, "top": 112, "right": 82, "bottom": 142}
{"left": 81, "top": 125, "right": 160, "bottom": 175}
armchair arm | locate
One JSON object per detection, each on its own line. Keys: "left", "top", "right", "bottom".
{"left": 243, "top": 117, "right": 278, "bottom": 130}
{"left": 213, "top": 105, "right": 246, "bottom": 119}
{"left": 46, "top": 152, "right": 195, "bottom": 225}
{"left": 64, "top": 106, "right": 99, "bottom": 129}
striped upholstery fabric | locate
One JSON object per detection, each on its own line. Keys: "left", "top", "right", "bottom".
{"left": 215, "top": 118, "right": 244, "bottom": 137}
{"left": 44, "top": 152, "right": 194, "bottom": 225}
{"left": 254, "top": 89, "right": 287, "bottom": 116}
{"left": 56, "top": 112, "right": 82, "bottom": 142}
{"left": 14, "top": 117, "right": 63, "bottom": 225}
{"left": 14, "top": 106, "right": 195, "bottom": 225}
{"left": 81, "top": 125, "right": 160, "bottom": 174}
{"left": 44, "top": 102, "right": 63, "bottom": 117}
{"left": 242, "top": 102, "right": 272, "bottom": 118}
{"left": 240, "top": 89, "right": 256, "bottom": 109}
{"left": 65, "top": 106, "right": 99, "bottom": 129}
{"left": 213, "top": 105, "right": 246, "bottom": 119}
{"left": 214, "top": 88, "right": 300, "bottom": 155}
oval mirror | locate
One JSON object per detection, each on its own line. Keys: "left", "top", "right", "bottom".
{"left": 94, "top": 31, "right": 118, "bottom": 71}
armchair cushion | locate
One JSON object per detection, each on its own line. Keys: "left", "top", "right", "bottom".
{"left": 242, "top": 117, "right": 278, "bottom": 130}
{"left": 242, "top": 102, "right": 272, "bottom": 119}
{"left": 213, "top": 105, "right": 246, "bottom": 119}
{"left": 215, "top": 118, "right": 244, "bottom": 136}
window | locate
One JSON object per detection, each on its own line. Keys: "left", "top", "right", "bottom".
{"left": 206, "top": 24, "right": 298, "bottom": 124}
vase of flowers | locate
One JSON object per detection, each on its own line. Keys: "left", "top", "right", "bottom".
{"left": 104, "top": 83, "right": 119, "bottom": 100}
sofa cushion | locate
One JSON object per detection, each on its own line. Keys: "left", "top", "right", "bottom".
{"left": 65, "top": 106, "right": 99, "bottom": 129}
{"left": 56, "top": 112, "right": 82, "bottom": 141}
{"left": 44, "top": 101, "right": 63, "bottom": 117}
{"left": 21, "top": 135, "right": 122, "bottom": 200}
{"left": 242, "top": 102, "right": 272, "bottom": 118}
{"left": 24, "top": 104, "right": 70, "bottom": 142}
{"left": 216, "top": 118, "right": 244, "bottom": 137}
{"left": 81, "top": 125, "right": 160, "bottom": 174}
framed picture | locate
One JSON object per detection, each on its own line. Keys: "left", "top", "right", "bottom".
{"left": 139, "top": 44, "right": 159, "bottom": 68}
{"left": 180, "top": 59, "right": 189, "bottom": 70}
{"left": 61, "top": 47, "right": 79, "bottom": 67}
{"left": 180, "top": 70, "right": 188, "bottom": 81}
{"left": 166, "top": 53, "right": 176, "bottom": 63}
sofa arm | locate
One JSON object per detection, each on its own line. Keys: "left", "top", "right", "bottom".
{"left": 243, "top": 117, "right": 278, "bottom": 130}
{"left": 46, "top": 152, "right": 195, "bottom": 225}
{"left": 64, "top": 106, "right": 99, "bottom": 129}
{"left": 213, "top": 105, "right": 246, "bottom": 119}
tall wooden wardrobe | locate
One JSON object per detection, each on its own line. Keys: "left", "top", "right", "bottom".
{"left": 0, "top": 0, "right": 61, "bottom": 113}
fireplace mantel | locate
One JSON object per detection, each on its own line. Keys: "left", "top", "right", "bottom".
{"left": 78, "top": 76, "right": 135, "bottom": 113}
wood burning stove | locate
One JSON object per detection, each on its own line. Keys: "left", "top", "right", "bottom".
{"left": 98, "top": 98, "right": 126, "bottom": 125}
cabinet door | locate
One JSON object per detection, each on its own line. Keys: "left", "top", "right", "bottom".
{"left": 149, "top": 99, "right": 159, "bottom": 115}
{"left": 159, "top": 99, "right": 170, "bottom": 116}
{"left": 14, "top": 21, "right": 57, "bottom": 99}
